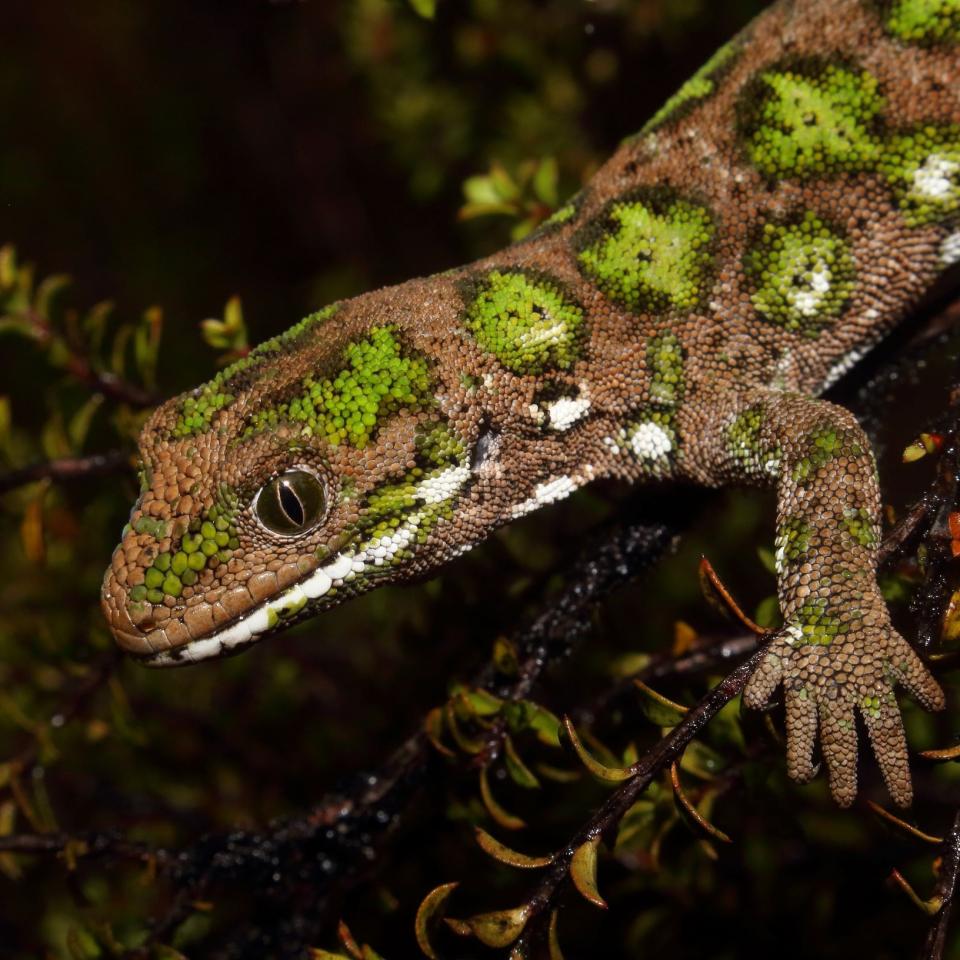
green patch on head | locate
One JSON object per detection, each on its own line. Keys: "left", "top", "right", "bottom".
{"left": 745, "top": 212, "right": 856, "bottom": 338}
{"left": 132, "top": 491, "right": 240, "bottom": 608}
{"left": 793, "top": 423, "right": 865, "bottom": 484}
{"left": 841, "top": 506, "right": 879, "bottom": 547}
{"left": 638, "top": 39, "right": 742, "bottom": 137}
{"left": 173, "top": 304, "right": 339, "bottom": 439}
{"left": 575, "top": 188, "right": 715, "bottom": 313}
{"left": 878, "top": 0, "right": 960, "bottom": 43}
{"left": 738, "top": 59, "right": 884, "bottom": 179}
{"left": 879, "top": 125, "right": 960, "bottom": 226}
{"left": 416, "top": 420, "right": 466, "bottom": 469}
{"left": 245, "top": 326, "right": 435, "bottom": 449}
{"left": 463, "top": 269, "right": 586, "bottom": 375}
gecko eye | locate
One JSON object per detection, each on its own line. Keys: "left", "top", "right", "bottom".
{"left": 253, "top": 469, "right": 327, "bottom": 537}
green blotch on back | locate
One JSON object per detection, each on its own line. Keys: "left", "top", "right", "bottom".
{"left": 881, "top": 0, "right": 960, "bottom": 43}
{"left": 639, "top": 39, "right": 741, "bottom": 136}
{"left": 745, "top": 211, "right": 856, "bottom": 338}
{"left": 245, "top": 326, "right": 434, "bottom": 449}
{"left": 172, "top": 304, "right": 339, "bottom": 438}
{"left": 738, "top": 59, "right": 884, "bottom": 179}
{"left": 879, "top": 126, "right": 960, "bottom": 226}
{"left": 463, "top": 270, "right": 585, "bottom": 375}
{"left": 575, "top": 189, "right": 715, "bottom": 313}
{"left": 133, "top": 516, "right": 169, "bottom": 540}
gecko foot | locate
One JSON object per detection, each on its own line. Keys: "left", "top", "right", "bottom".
{"left": 743, "top": 623, "right": 944, "bottom": 807}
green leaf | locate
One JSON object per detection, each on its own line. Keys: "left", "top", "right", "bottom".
{"left": 532, "top": 156, "right": 559, "bottom": 206}
{"left": 570, "top": 836, "right": 606, "bottom": 908}
{"left": 467, "top": 906, "right": 530, "bottom": 948}
{"left": 408, "top": 0, "right": 437, "bottom": 19}
{"left": 633, "top": 679, "right": 688, "bottom": 727}
{"left": 562, "top": 718, "right": 632, "bottom": 783}
{"left": 504, "top": 734, "right": 541, "bottom": 789}
{"left": 68, "top": 394, "right": 104, "bottom": 452}
{"left": 754, "top": 594, "right": 781, "bottom": 629}
{"left": 415, "top": 882, "right": 458, "bottom": 959}
{"left": 474, "top": 826, "right": 553, "bottom": 868}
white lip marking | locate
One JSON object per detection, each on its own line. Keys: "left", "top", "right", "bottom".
{"left": 302, "top": 569, "right": 332, "bottom": 599}
{"left": 323, "top": 554, "right": 354, "bottom": 580}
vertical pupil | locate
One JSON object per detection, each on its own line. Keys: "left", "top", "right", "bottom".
{"left": 277, "top": 480, "right": 305, "bottom": 526}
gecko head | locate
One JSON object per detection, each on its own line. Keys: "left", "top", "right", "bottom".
{"left": 100, "top": 276, "right": 513, "bottom": 666}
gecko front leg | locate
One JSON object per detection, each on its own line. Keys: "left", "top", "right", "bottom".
{"left": 691, "top": 387, "right": 944, "bottom": 807}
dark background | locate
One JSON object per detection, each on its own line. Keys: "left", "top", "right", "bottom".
{"left": 2, "top": 1, "right": 959, "bottom": 957}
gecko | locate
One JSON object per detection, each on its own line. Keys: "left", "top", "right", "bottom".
{"left": 101, "top": 0, "right": 960, "bottom": 808}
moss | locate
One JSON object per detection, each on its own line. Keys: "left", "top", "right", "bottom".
{"left": 575, "top": 188, "right": 715, "bottom": 313}
{"left": 463, "top": 269, "right": 585, "bottom": 374}
{"left": 745, "top": 212, "right": 856, "bottom": 337}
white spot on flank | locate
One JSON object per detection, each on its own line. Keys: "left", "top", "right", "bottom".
{"left": 511, "top": 475, "right": 578, "bottom": 518}
{"left": 913, "top": 154, "right": 958, "bottom": 200}
{"left": 628, "top": 422, "right": 673, "bottom": 462}
{"left": 546, "top": 395, "right": 591, "bottom": 431}
{"left": 941, "top": 231, "right": 960, "bottom": 267}
{"left": 819, "top": 344, "right": 870, "bottom": 392}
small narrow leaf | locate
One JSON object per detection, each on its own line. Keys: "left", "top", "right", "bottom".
{"left": 504, "top": 735, "right": 540, "bottom": 789}
{"left": 492, "top": 636, "right": 520, "bottom": 675}
{"left": 866, "top": 801, "right": 943, "bottom": 844}
{"left": 415, "top": 883, "right": 458, "bottom": 960}
{"left": 670, "top": 763, "right": 731, "bottom": 844}
{"left": 424, "top": 706, "right": 455, "bottom": 757}
{"left": 569, "top": 836, "right": 607, "bottom": 909}
{"left": 633, "top": 680, "right": 688, "bottom": 727}
{"left": 337, "top": 920, "right": 363, "bottom": 960}
{"left": 459, "top": 687, "right": 503, "bottom": 717}
{"left": 20, "top": 493, "right": 46, "bottom": 566}
{"left": 467, "top": 906, "right": 530, "bottom": 948}
{"left": 889, "top": 869, "right": 943, "bottom": 915}
{"left": 475, "top": 827, "right": 554, "bottom": 869}
{"left": 919, "top": 743, "right": 960, "bottom": 761}
{"left": 408, "top": 0, "right": 437, "bottom": 20}
{"left": 562, "top": 718, "right": 632, "bottom": 783}
{"left": 479, "top": 766, "right": 526, "bottom": 830}
{"left": 547, "top": 909, "right": 565, "bottom": 960}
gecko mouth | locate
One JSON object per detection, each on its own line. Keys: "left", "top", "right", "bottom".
{"left": 141, "top": 552, "right": 356, "bottom": 667}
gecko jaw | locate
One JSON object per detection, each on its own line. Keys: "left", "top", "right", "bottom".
{"left": 141, "top": 552, "right": 355, "bottom": 666}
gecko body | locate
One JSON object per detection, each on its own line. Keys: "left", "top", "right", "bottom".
{"left": 102, "top": 0, "right": 960, "bottom": 807}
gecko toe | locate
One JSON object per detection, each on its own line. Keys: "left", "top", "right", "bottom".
{"left": 784, "top": 687, "right": 819, "bottom": 784}
{"left": 862, "top": 700, "right": 913, "bottom": 808}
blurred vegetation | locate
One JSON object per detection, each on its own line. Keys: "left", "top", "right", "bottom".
{"left": 2, "top": 0, "right": 960, "bottom": 958}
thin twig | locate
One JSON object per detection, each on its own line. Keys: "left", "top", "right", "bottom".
{"left": 514, "top": 643, "right": 768, "bottom": 950}
{"left": 923, "top": 810, "right": 960, "bottom": 960}
{"left": 0, "top": 450, "right": 132, "bottom": 495}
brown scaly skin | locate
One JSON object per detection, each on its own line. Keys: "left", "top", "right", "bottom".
{"left": 102, "top": 0, "right": 959, "bottom": 807}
